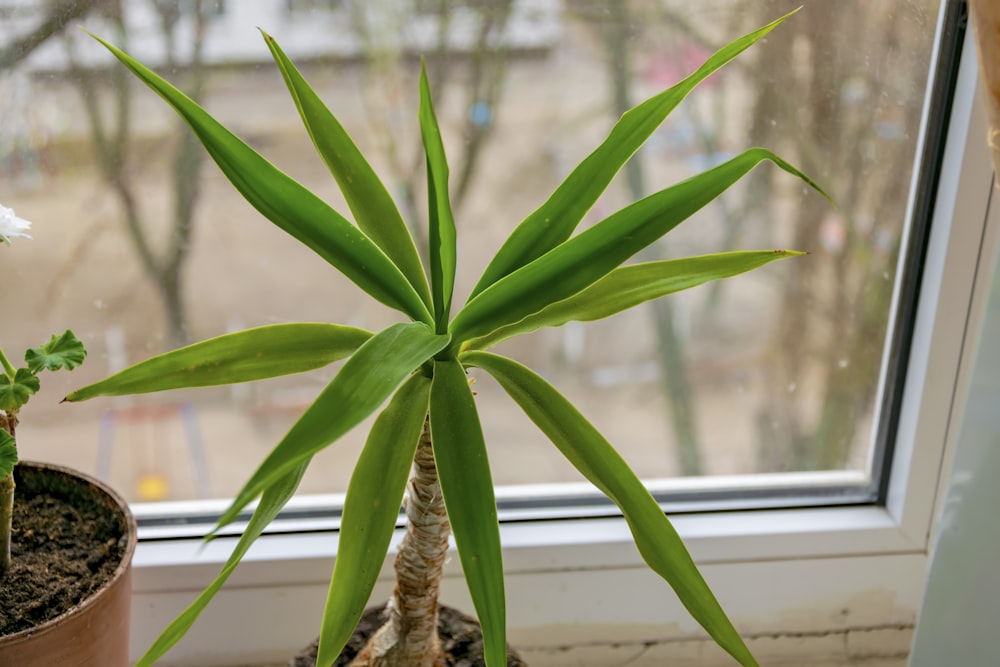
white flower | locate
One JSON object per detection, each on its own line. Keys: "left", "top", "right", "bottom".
{"left": 0, "top": 204, "right": 32, "bottom": 245}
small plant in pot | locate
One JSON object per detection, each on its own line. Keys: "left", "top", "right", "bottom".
{"left": 68, "top": 9, "right": 827, "bottom": 667}
{"left": 0, "top": 206, "right": 138, "bottom": 667}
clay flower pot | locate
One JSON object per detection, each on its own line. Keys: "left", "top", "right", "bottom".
{"left": 0, "top": 461, "right": 137, "bottom": 666}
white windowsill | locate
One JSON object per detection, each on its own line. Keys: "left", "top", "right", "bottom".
{"left": 130, "top": 504, "right": 928, "bottom": 666}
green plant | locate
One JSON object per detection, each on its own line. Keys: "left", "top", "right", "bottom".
{"left": 68, "top": 10, "right": 826, "bottom": 667}
{"left": 0, "top": 208, "right": 88, "bottom": 576}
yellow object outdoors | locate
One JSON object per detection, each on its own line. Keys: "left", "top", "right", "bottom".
{"left": 136, "top": 473, "right": 169, "bottom": 502}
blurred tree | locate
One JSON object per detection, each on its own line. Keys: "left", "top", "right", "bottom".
{"left": 64, "top": 0, "right": 211, "bottom": 348}
{"left": 597, "top": 0, "right": 705, "bottom": 475}
{"left": 345, "top": 0, "right": 515, "bottom": 260}
{"left": 0, "top": 0, "right": 101, "bottom": 69}
{"left": 565, "top": 0, "right": 937, "bottom": 474}
{"left": 744, "top": 0, "right": 936, "bottom": 471}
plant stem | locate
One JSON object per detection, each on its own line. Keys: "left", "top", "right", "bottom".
{"left": 0, "top": 411, "right": 17, "bottom": 578}
{"left": 353, "top": 419, "right": 449, "bottom": 667}
{"left": 0, "top": 345, "right": 16, "bottom": 380}
{"left": 0, "top": 473, "right": 12, "bottom": 578}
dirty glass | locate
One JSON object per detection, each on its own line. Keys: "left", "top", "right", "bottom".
{"left": 0, "top": 0, "right": 943, "bottom": 507}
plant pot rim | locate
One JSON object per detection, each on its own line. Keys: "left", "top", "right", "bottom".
{"left": 2, "top": 460, "right": 137, "bottom": 645}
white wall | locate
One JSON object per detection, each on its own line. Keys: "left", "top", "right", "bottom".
{"left": 910, "top": 182, "right": 1000, "bottom": 665}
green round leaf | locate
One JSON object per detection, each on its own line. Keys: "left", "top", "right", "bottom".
{"left": 25, "top": 330, "right": 87, "bottom": 373}
{"left": 0, "top": 368, "right": 40, "bottom": 412}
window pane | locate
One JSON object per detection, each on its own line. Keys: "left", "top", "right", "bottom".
{"left": 0, "top": 0, "right": 943, "bottom": 506}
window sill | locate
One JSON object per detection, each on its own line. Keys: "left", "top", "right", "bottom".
{"left": 131, "top": 504, "right": 927, "bottom": 665}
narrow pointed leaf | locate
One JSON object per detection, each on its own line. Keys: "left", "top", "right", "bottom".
{"left": 430, "top": 358, "right": 506, "bottom": 667}
{"left": 218, "top": 322, "right": 449, "bottom": 528}
{"left": 316, "top": 374, "right": 430, "bottom": 667}
{"left": 135, "top": 462, "right": 309, "bottom": 667}
{"left": 451, "top": 148, "right": 824, "bottom": 346}
{"left": 262, "top": 32, "right": 431, "bottom": 309}
{"left": 469, "top": 9, "right": 798, "bottom": 299}
{"left": 90, "top": 34, "right": 432, "bottom": 325}
{"left": 420, "top": 64, "right": 458, "bottom": 332}
{"left": 466, "top": 250, "right": 804, "bottom": 351}
{"left": 464, "top": 351, "right": 757, "bottom": 667}
{"left": 65, "top": 323, "right": 372, "bottom": 402}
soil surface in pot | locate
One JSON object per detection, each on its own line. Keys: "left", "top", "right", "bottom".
{"left": 290, "top": 603, "right": 527, "bottom": 667}
{"left": 0, "top": 468, "right": 128, "bottom": 636}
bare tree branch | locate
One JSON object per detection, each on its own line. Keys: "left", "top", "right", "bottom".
{"left": 0, "top": 0, "right": 102, "bottom": 70}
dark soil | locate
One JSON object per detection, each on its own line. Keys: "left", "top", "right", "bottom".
{"left": 0, "top": 465, "right": 129, "bottom": 636}
{"left": 290, "top": 603, "right": 527, "bottom": 667}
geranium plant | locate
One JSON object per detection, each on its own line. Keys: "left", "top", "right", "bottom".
{"left": 68, "top": 10, "right": 827, "bottom": 667}
{"left": 0, "top": 207, "right": 88, "bottom": 576}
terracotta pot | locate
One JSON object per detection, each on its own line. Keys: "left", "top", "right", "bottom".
{"left": 0, "top": 461, "right": 138, "bottom": 667}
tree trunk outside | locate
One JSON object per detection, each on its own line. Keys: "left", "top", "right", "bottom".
{"left": 603, "top": 0, "right": 704, "bottom": 475}
{"left": 750, "top": 0, "right": 931, "bottom": 471}
{"left": 64, "top": 2, "right": 208, "bottom": 350}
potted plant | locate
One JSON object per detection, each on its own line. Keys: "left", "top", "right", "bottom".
{"left": 0, "top": 206, "right": 138, "bottom": 666}
{"left": 68, "top": 9, "right": 826, "bottom": 667}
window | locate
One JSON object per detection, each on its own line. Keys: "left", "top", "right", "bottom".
{"left": 1, "top": 0, "right": 993, "bottom": 663}
{"left": 3, "top": 0, "right": 944, "bottom": 502}
{"left": 910, "top": 162, "right": 1000, "bottom": 664}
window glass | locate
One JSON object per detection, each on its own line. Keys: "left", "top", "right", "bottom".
{"left": 1, "top": 0, "right": 942, "bottom": 505}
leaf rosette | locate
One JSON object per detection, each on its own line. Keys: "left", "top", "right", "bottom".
{"left": 70, "top": 11, "right": 827, "bottom": 667}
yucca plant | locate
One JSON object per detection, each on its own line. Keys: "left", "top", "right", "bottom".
{"left": 68, "top": 10, "right": 826, "bottom": 667}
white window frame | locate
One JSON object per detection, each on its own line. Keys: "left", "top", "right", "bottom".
{"left": 129, "top": 15, "right": 997, "bottom": 667}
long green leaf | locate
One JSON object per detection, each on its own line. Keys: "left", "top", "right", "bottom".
{"left": 65, "top": 323, "right": 371, "bottom": 401}
{"left": 419, "top": 64, "right": 458, "bottom": 332}
{"left": 135, "top": 461, "right": 309, "bottom": 667}
{"left": 261, "top": 32, "right": 431, "bottom": 310}
{"left": 218, "top": 322, "right": 449, "bottom": 528}
{"left": 463, "top": 351, "right": 758, "bottom": 667}
{"left": 430, "top": 358, "right": 506, "bottom": 667}
{"left": 451, "top": 148, "right": 824, "bottom": 346}
{"left": 316, "top": 374, "right": 430, "bottom": 667}
{"left": 468, "top": 9, "right": 797, "bottom": 300}
{"left": 466, "top": 250, "right": 804, "bottom": 351}
{"left": 90, "top": 34, "right": 432, "bottom": 325}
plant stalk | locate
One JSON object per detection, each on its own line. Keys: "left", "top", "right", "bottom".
{"left": 0, "top": 411, "right": 17, "bottom": 578}
{"left": 0, "top": 345, "right": 15, "bottom": 380}
{"left": 352, "top": 419, "right": 450, "bottom": 667}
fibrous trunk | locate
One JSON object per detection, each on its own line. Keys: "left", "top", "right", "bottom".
{"left": 351, "top": 419, "right": 450, "bottom": 667}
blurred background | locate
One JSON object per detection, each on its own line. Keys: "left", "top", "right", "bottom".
{"left": 0, "top": 0, "right": 941, "bottom": 504}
